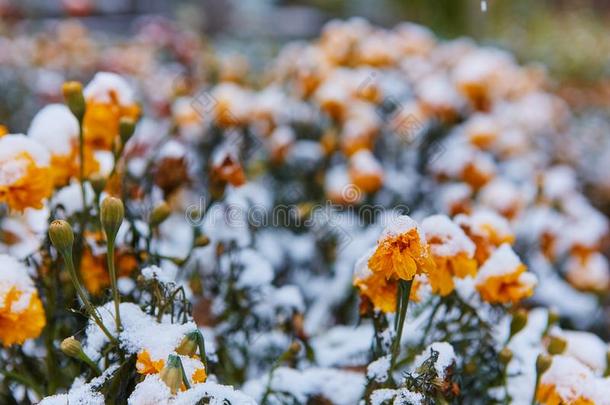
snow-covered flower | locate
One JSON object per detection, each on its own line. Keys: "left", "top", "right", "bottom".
{"left": 83, "top": 72, "right": 140, "bottom": 150}
{"left": 0, "top": 254, "right": 46, "bottom": 346}
{"left": 0, "top": 134, "right": 53, "bottom": 211}
{"left": 475, "top": 244, "right": 537, "bottom": 303}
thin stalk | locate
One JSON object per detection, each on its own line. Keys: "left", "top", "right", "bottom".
{"left": 64, "top": 253, "right": 116, "bottom": 343}
{"left": 391, "top": 279, "right": 413, "bottom": 371}
{"left": 106, "top": 242, "right": 122, "bottom": 332}
{"left": 80, "top": 353, "right": 102, "bottom": 376}
{"left": 531, "top": 375, "right": 540, "bottom": 405}
{"left": 0, "top": 370, "right": 44, "bottom": 397}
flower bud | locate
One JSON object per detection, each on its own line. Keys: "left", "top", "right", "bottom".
{"left": 499, "top": 347, "right": 513, "bottom": 365}
{"left": 510, "top": 309, "right": 528, "bottom": 337}
{"left": 60, "top": 336, "right": 82, "bottom": 358}
{"left": 547, "top": 309, "right": 560, "bottom": 329}
{"left": 119, "top": 117, "right": 136, "bottom": 145}
{"left": 160, "top": 355, "right": 183, "bottom": 394}
{"left": 100, "top": 197, "right": 124, "bottom": 242}
{"left": 89, "top": 174, "right": 107, "bottom": 195}
{"left": 536, "top": 354, "right": 552, "bottom": 375}
{"left": 150, "top": 201, "right": 171, "bottom": 228}
{"left": 176, "top": 331, "right": 199, "bottom": 357}
{"left": 194, "top": 235, "right": 210, "bottom": 247}
{"left": 288, "top": 341, "right": 301, "bottom": 356}
{"left": 547, "top": 336, "right": 567, "bottom": 355}
{"left": 49, "top": 220, "right": 74, "bottom": 254}
{"left": 62, "top": 81, "right": 86, "bottom": 121}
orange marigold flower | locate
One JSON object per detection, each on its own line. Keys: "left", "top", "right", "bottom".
{"left": 455, "top": 210, "right": 515, "bottom": 265}
{"left": 353, "top": 248, "right": 425, "bottom": 313}
{"left": 475, "top": 244, "right": 536, "bottom": 304}
{"left": 0, "top": 134, "right": 53, "bottom": 211}
{"left": 211, "top": 149, "right": 246, "bottom": 188}
{"left": 422, "top": 215, "right": 477, "bottom": 296}
{"left": 0, "top": 254, "right": 46, "bottom": 346}
{"left": 136, "top": 350, "right": 165, "bottom": 375}
{"left": 368, "top": 215, "right": 435, "bottom": 281}
{"left": 192, "top": 367, "right": 207, "bottom": 384}
{"left": 565, "top": 252, "right": 610, "bottom": 293}
{"left": 348, "top": 150, "right": 384, "bottom": 194}
{"left": 83, "top": 72, "right": 140, "bottom": 150}
{"left": 81, "top": 246, "right": 138, "bottom": 295}
{"left": 536, "top": 356, "right": 600, "bottom": 405}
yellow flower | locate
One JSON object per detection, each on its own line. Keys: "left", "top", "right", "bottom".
{"left": 455, "top": 211, "right": 515, "bottom": 265}
{"left": 0, "top": 135, "right": 53, "bottom": 211}
{"left": 536, "top": 356, "right": 599, "bottom": 405}
{"left": 475, "top": 244, "right": 536, "bottom": 304}
{"left": 136, "top": 350, "right": 165, "bottom": 375}
{"left": 354, "top": 270, "right": 398, "bottom": 313}
{"left": 368, "top": 216, "right": 434, "bottom": 281}
{"left": 191, "top": 367, "right": 207, "bottom": 384}
{"left": 565, "top": 251, "right": 610, "bottom": 293}
{"left": 83, "top": 72, "right": 140, "bottom": 150}
{"left": 354, "top": 246, "right": 427, "bottom": 313}
{"left": 0, "top": 254, "right": 46, "bottom": 346}
{"left": 348, "top": 150, "right": 384, "bottom": 194}
{"left": 422, "top": 215, "right": 477, "bottom": 296}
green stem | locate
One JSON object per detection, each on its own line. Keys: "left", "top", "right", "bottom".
{"left": 531, "top": 375, "right": 541, "bottom": 405}
{"left": 64, "top": 252, "right": 117, "bottom": 344}
{"left": 79, "top": 353, "right": 102, "bottom": 376}
{"left": 0, "top": 370, "right": 44, "bottom": 397}
{"left": 106, "top": 241, "right": 122, "bottom": 332}
{"left": 391, "top": 279, "right": 413, "bottom": 371}
{"left": 75, "top": 119, "right": 89, "bottom": 274}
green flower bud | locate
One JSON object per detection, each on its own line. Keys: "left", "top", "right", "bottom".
{"left": 176, "top": 331, "right": 199, "bottom": 357}
{"left": 62, "top": 81, "right": 86, "bottom": 121}
{"left": 536, "top": 354, "right": 552, "bottom": 375}
{"left": 547, "top": 309, "right": 560, "bottom": 329}
{"left": 60, "top": 336, "right": 82, "bottom": 358}
{"left": 100, "top": 197, "right": 124, "bottom": 242}
{"left": 499, "top": 347, "right": 513, "bottom": 365}
{"left": 150, "top": 201, "right": 171, "bottom": 228}
{"left": 194, "top": 235, "right": 210, "bottom": 247}
{"left": 119, "top": 117, "right": 136, "bottom": 145}
{"left": 89, "top": 173, "right": 107, "bottom": 195}
{"left": 510, "top": 309, "right": 528, "bottom": 337}
{"left": 547, "top": 336, "right": 567, "bottom": 355}
{"left": 49, "top": 220, "right": 74, "bottom": 254}
{"left": 160, "top": 355, "right": 183, "bottom": 394}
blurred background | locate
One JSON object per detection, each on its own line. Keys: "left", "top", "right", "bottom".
{"left": 1, "top": 0, "right": 609, "bottom": 208}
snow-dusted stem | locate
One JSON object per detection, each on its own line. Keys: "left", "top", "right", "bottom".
{"left": 106, "top": 241, "right": 122, "bottom": 333}
{"left": 64, "top": 251, "right": 116, "bottom": 344}
{"left": 391, "top": 279, "right": 413, "bottom": 372}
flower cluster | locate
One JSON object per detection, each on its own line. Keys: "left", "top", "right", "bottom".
{"left": 0, "top": 16, "right": 608, "bottom": 405}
